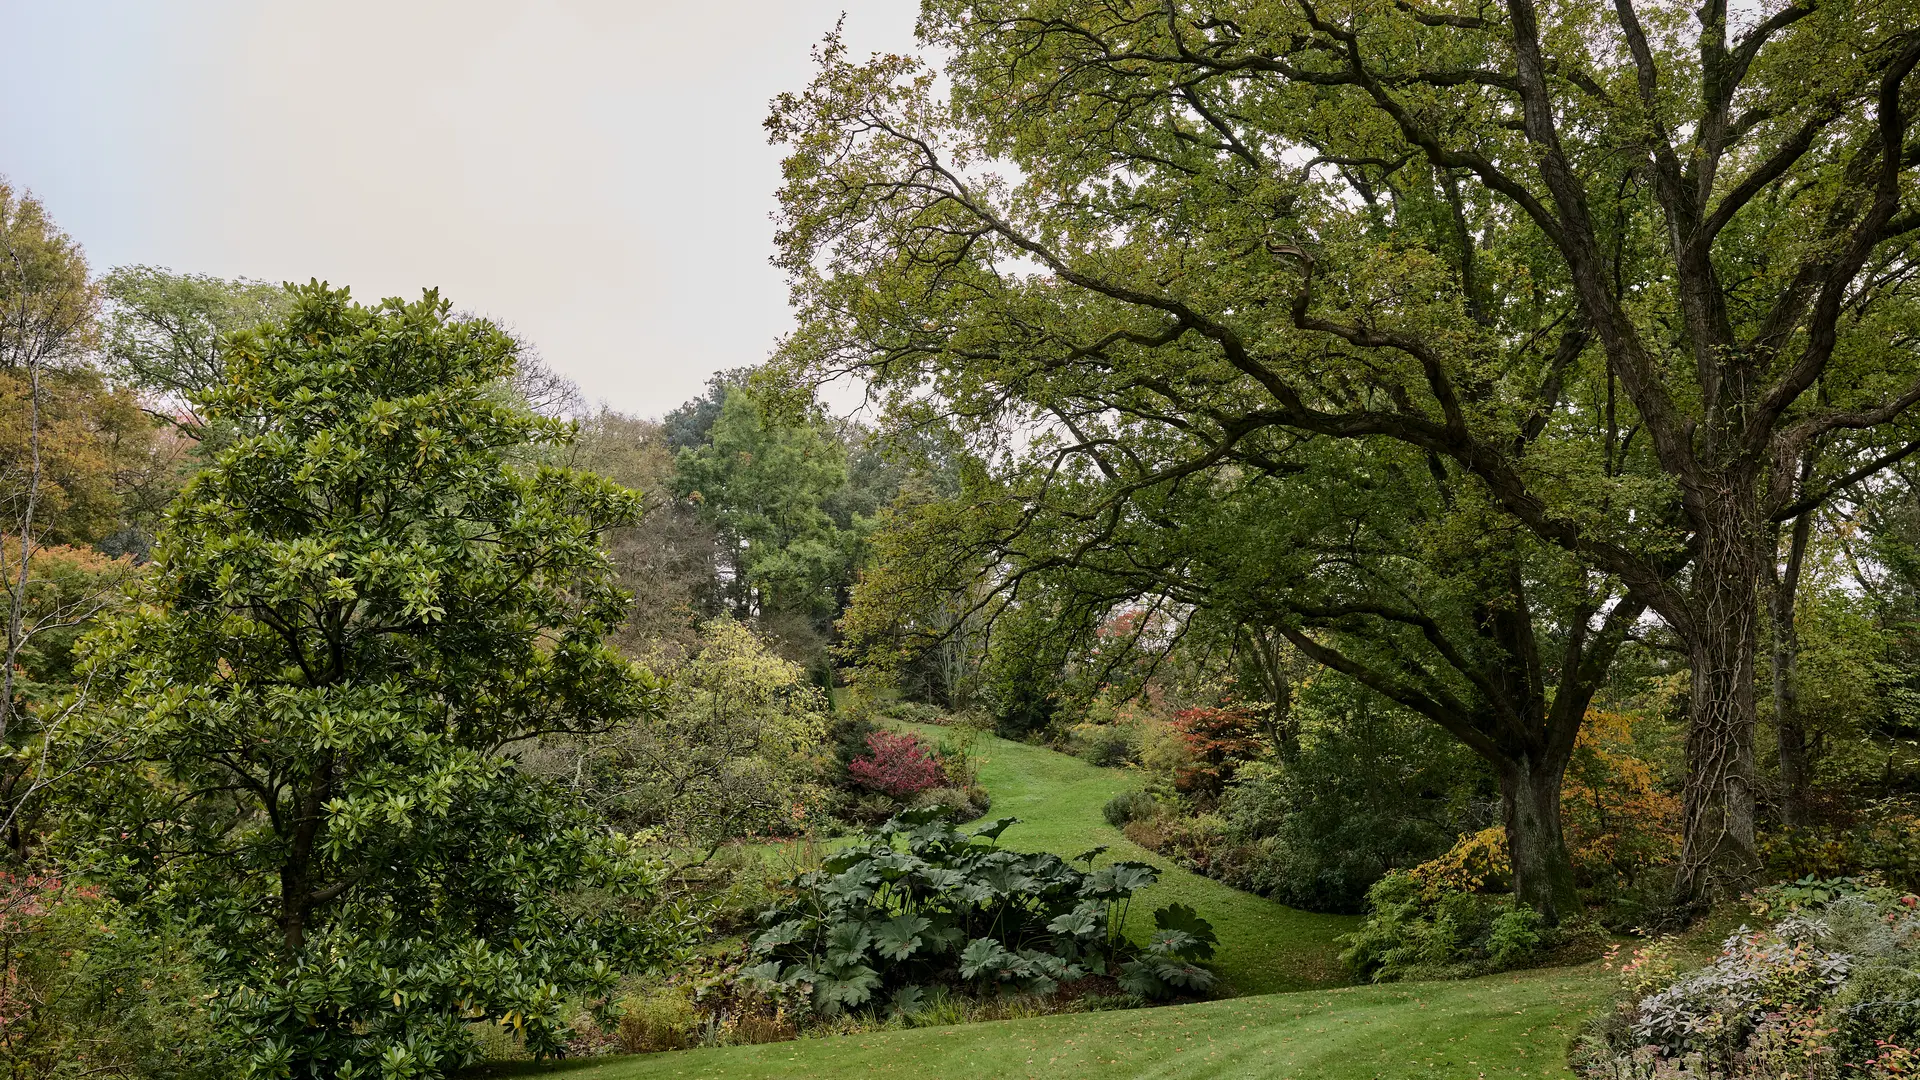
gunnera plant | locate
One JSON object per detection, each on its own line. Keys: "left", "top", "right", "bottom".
{"left": 738, "top": 808, "right": 1217, "bottom": 1015}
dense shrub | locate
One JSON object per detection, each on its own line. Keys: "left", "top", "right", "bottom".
{"left": 978, "top": 599, "right": 1085, "bottom": 738}
{"left": 927, "top": 729, "right": 982, "bottom": 788}
{"left": 1827, "top": 956, "right": 1920, "bottom": 1066}
{"left": 1573, "top": 886, "right": 1920, "bottom": 1078}
{"left": 740, "top": 809, "right": 1217, "bottom": 1015}
{"left": 1122, "top": 814, "right": 1249, "bottom": 882}
{"left": 615, "top": 985, "right": 700, "bottom": 1053}
{"left": 847, "top": 731, "right": 947, "bottom": 798}
{"left": 846, "top": 792, "right": 902, "bottom": 825}
{"left": 1217, "top": 742, "right": 1472, "bottom": 913}
{"left": 1111, "top": 707, "right": 1485, "bottom": 914}
{"left": 0, "top": 875, "right": 235, "bottom": 1078}
{"left": 1103, "top": 790, "right": 1158, "bottom": 828}
{"left": 879, "top": 700, "right": 948, "bottom": 725}
{"left": 910, "top": 785, "right": 993, "bottom": 822}
{"left": 533, "top": 619, "right": 831, "bottom": 849}
{"left": 1069, "top": 722, "right": 1141, "bottom": 768}
{"left": 1763, "top": 799, "right": 1920, "bottom": 893}
{"left": 1338, "top": 870, "right": 1546, "bottom": 982}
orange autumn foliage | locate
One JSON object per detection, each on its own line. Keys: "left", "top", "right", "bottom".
{"left": 1563, "top": 709, "right": 1682, "bottom": 887}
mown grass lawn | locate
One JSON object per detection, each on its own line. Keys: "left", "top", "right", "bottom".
{"left": 467, "top": 965, "right": 1608, "bottom": 1080}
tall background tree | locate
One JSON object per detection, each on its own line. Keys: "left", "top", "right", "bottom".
{"left": 97, "top": 266, "right": 289, "bottom": 434}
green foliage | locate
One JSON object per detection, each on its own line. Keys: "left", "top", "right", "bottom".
{"left": 1214, "top": 692, "right": 1483, "bottom": 913}
{"left": 1827, "top": 957, "right": 1920, "bottom": 1068}
{"left": 1069, "top": 721, "right": 1141, "bottom": 768}
{"left": 744, "top": 809, "right": 1213, "bottom": 1013}
{"left": 908, "top": 786, "right": 991, "bottom": 822}
{"left": 1115, "top": 902, "right": 1221, "bottom": 1000}
{"left": 97, "top": 265, "right": 290, "bottom": 431}
{"left": 0, "top": 366, "right": 171, "bottom": 550}
{"left": 56, "top": 284, "right": 691, "bottom": 1077}
{"left": 0, "top": 180, "right": 94, "bottom": 372}
{"left": 1102, "top": 790, "right": 1156, "bottom": 829}
{"left": 877, "top": 700, "right": 947, "bottom": 725}
{"left": 533, "top": 618, "right": 830, "bottom": 851}
{"left": 0, "top": 879, "right": 237, "bottom": 1079}
{"left": 1337, "top": 872, "right": 1546, "bottom": 983}
{"left": 1763, "top": 803, "right": 1920, "bottom": 894}
{"left": 614, "top": 984, "right": 700, "bottom": 1054}
{"left": 2, "top": 542, "right": 137, "bottom": 724}
{"left": 672, "top": 385, "right": 859, "bottom": 626}
{"left": 977, "top": 593, "right": 1094, "bottom": 738}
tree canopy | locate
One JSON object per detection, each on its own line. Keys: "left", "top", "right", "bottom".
{"left": 771, "top": 0, "right": 1920, "bottom": 900}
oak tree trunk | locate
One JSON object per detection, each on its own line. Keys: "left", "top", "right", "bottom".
{"left": 1675, "top": 504, "right": 1763, "bottom": 902}
{"left": 1498, "top": 750, "right": 1580, "bottom": 925}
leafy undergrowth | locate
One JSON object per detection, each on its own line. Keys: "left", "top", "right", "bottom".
{"left": 888, "top": 722, "right": 1358, "bottom": 996}
{"left": 464, "top": 965, "right": 1609, "bottom": 1079}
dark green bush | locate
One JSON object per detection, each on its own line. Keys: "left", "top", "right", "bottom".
{"left": 1069, "top": 723, "right": 1140, "bottom": 767}
{"left": 741, "top": 809, "right": 1216, "bottom": 1014}
{"left": 1828, "top": 957, "right": 1920, "bottom": 1066}
{"left": 1216, "top": 700, "right": 1484, "bottom": 912}
{"left": 827, "top": 709, "right": 882, "bottom": 779}
{"left": 1338, "top": 871, "right": 1545, "bottom": 982}
{"left": 1103, "top": 790, "right": 1158, "bottom": 828}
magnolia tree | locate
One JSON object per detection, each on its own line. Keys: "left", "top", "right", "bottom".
{"left": 60, "top": 285, "right": 687, "bottom": 1077}
{"left": 771, "top": 0, "right": 1920, "bottom": 902}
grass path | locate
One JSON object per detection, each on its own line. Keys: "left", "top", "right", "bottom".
{"left": 470, "top": 967, "right": 1607, "bottom": 1079}
{"left": 896, "top": 722, "right": 1356, "bottom": 995}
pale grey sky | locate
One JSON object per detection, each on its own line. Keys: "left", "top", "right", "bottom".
{"left": 0, "top": 1, "right": 920, "bottom": 415}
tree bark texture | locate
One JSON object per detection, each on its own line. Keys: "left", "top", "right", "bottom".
{"left": 1674, "top": 501, "right": 1764, "bottom": 901}
{"left": 1499, "top": 750, "right": 1581, "bottom": 920}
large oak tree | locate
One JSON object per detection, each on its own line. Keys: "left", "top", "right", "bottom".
{"left": 772, "top": 0, "right": 1920, "bottom": 900}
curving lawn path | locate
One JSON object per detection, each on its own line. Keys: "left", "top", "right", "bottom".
{"left": 476, "top": 723, "right": 1611, "bottom": 1078}
{"left": 894, "top": 722, "right": 1356, "bottom": 995}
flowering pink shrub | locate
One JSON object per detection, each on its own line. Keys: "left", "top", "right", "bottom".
{"left": 847, "top": 731, "right": 945, "bottom": 798}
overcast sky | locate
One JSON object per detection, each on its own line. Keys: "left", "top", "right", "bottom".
{"left": 0, "top": 1, "right": 921, "bottom": 416}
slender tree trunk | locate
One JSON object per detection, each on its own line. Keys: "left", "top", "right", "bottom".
{"left": 1497, "top": 749, "right": 1580, "bottom": 925}
{"left": 1771, "top": 535, "right": 1813, "bottom": 828}
{"left": 1770, "top": 464, "right": 1817, "bottom": 827}
{"left": 1239, "top": 627, "right": 1298, "bottom": 759}
{"left": 1675, "top": 503, "right": 1764, "bottom": 902}
{"left": 280, "top": 755, "right": 333, "bottom": 958}
{"left": 0, "top": 343, "right": 44, "bottom": 754}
